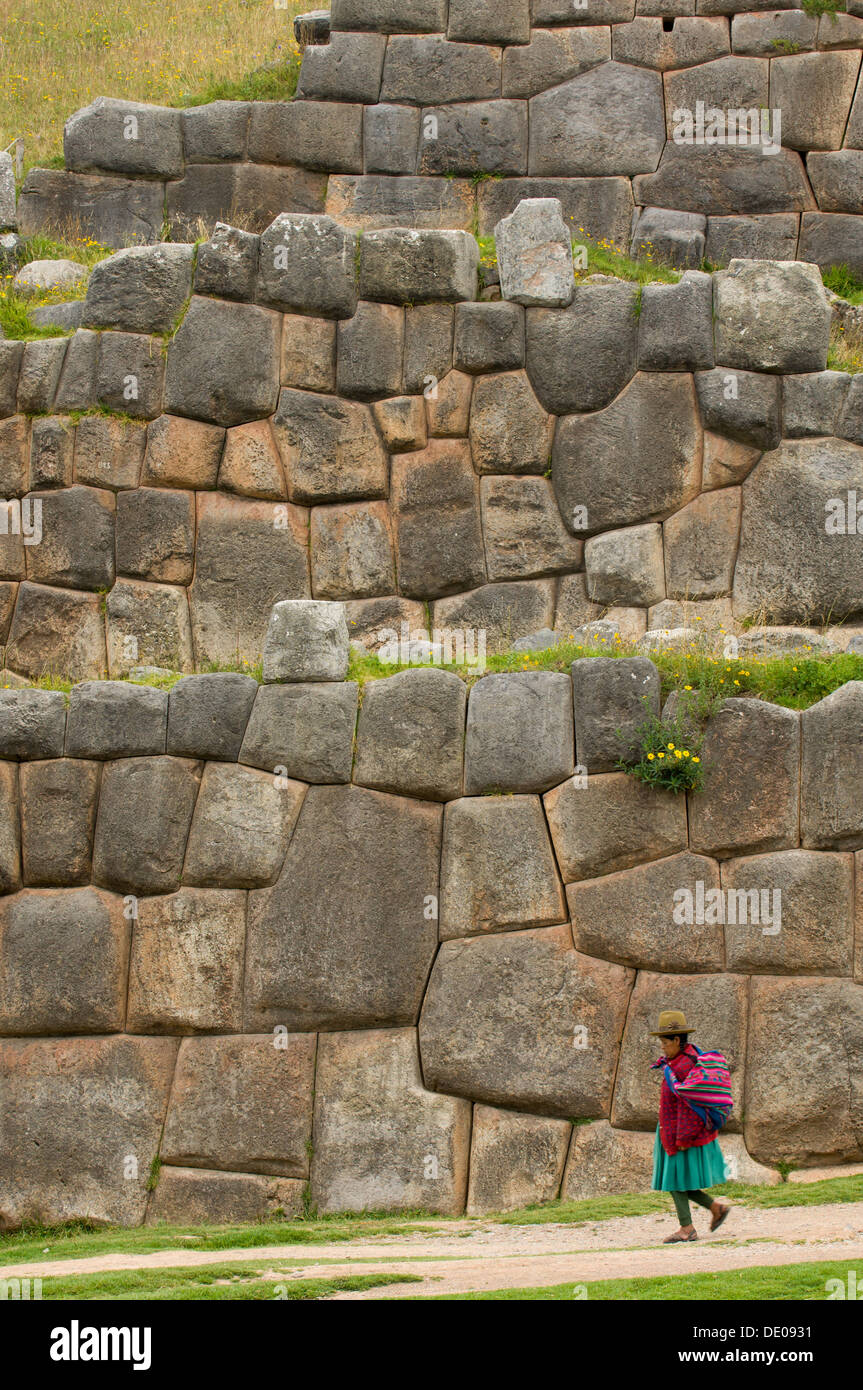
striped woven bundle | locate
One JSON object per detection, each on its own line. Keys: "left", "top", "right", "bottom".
{"left": 675, "top": 1050, "right": 734, "bottom": 1109}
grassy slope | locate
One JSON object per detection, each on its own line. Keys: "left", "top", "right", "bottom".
{"left": 0, "top": 0, "right": 308, "bottom": 174}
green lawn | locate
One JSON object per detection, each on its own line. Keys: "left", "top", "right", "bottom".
{"left": 412, "top": 1259, "right": 862, "bottom": 1301}
{"left": 17, "top": 1262, "right": 418, "bottom": 1301}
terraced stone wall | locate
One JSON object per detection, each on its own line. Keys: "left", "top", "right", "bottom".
{"left": 0, "top": 220, "right": 861, "bottom": 685}
{"left": 12, "top": 0, "right": 863, "bottom": 277}
{"left": 1, "top": 660, "right": 862, "bottom": 1228}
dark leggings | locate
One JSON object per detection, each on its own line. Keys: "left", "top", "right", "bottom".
{"left": 672, "top": 1189, "right": 714, "bottom": 1226}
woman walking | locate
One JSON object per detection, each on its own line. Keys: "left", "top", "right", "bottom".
{"left": 650, "top": 1010, "right": 731, "bottom": 1243}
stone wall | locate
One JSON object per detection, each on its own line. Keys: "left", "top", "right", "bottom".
{"left": 0, "top": 217, "right": 861, "bottom": 684}
{"left": 1, "top": 647, "right": 862, "bottom": 1227}
{"left": 13, "top": 1, "right": 863, "bottom": 274}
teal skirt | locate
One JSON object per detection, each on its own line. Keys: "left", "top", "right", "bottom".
{"left": 651, "top": 1126, "right": 727, "bottom": 1192}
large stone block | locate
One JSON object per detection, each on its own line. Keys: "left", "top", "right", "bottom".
{"left": 425, "top": 370, "right": 473, "bottom": 437}
{"left": 468, "top": 371, "right": 552, "bottom": 477}
{"left": 239, "top": 682, "right": 358, "bottom": 785}
{"left": 218, "top": 421, "right": 288, "bottom": 502}
{"left": 390, "top": 440, "right": 486, "bottom": 599}
{"left": 798, "top": 212, "right": 863, "bottom": 279}
{"left": 544, "top": 771, "right": 688, "bottom": 883}
{"left": 181, "top": 101, "right": 250, "bottom": 162}
{"left": 331, "top": 0, "right": 448, "bottom": 32}
{"left": 732, "top": 439, "right": 863, "bottom": 624}
{"left": 96, "top": 331, "right": 165, "bottom": 421}
{"left": 504, "top": 26, "right": 612, "bottom": 97}
{"left": 312, "top": 1028, "right": 471, "bottom": 1215}
{"left": 695, "top": 366, "right": 782, "bottom": 452}
{"left": 689, "top": 699, "right": 800, "bottom": 857}
{"left": 614, "top": 15, "right": 730, "bottom": 70}
{"left": 83, "top": 245, "right": 194, "bottom": 335}
{"left": 381, "top": 36, "right": 501, "bottom": 105}
{"left": 633, "top": 144, "right": 815, "bottom": 216}
{"left": 326, "top": 174, "right": 476, "bottom": 231}
{"left": 142, "top": 414, "right": 225, "bottom": 491}
{"left": 611, "top": 970, "right": 749, "bottom": 1130}
{"left": 585, "top": 523, "right": 666, "bottom": 607}
{"left": 480, "top": 476, "right": 582, "bottom": 580}
{"left": 75, "top": 414, "right": 146, "bottom": 492}
{"left": 162, "top": 1034, "right": 316, "bottom": 1176}
{"left": 93, "top": 756, "right": 201, "bottom": 896}
{"left": 701, "top": 431, "right": 762, "bottom": 491}
{"left": 6, "top": 584, "right": 107, "bottom": 683}
{"left": 0, "top": 761, "right": 19, "bottom": 894}
{"left": 705, "top": 213, "right": 801, "bottom": 265}
{"left": 190, "top": 493, "right": 310, "bottom": 667}
{"left": 526, "top": 281, "right": 639, "bottom": 415}
{"left": 476, "top": 175, "right": 634, "bottom": 247}
{"left": 258, "top": 213, "right": 357, "bottom": 320}
{"left": 553, "top": 373, "right": 702, "bottom": 533}
{"left": 262, "top": 598, "right": 349, "bottom": 683}
{"left": 337, "top": 301, "right": 404, "bottom": 400}
{"left": 370, "top": 396, "right": 427, "bottom": 454}
{"left": 359, "top": 228, "right": 479, "bottom": 304}
{"left": 64, "top": 97, "right": 184, "bottom": 177}
{"left": 194, "top": 221, "right": 260, "bottom": 303}
{"left": 183, "top": 762, "right": 305, "bottom": 888}
{"left": 571, "top": 656, "right": 661, "bottom": 773}
{"left": 354, "top": 668, "right": 466, "bottom": 801}
{"left": 454, "top": 302, "right": 525, "bottom": 374}
{"left": 467, "top": 1106, "right": 571, "bottom": 1215}
{"left": 16, "top": 169, "right": 166, "bottom": 250}
{"left": 562, "top": 1120, "right": 654, "bottom": 1200}
{"left": 770, "top": 51, "right": 861, "bottom": 151}
{"left": 663, "top": 489, "right": 741, "bottom": 600}
{"left": 807, "top": 151, "right": 863, "bottom": 216}
{"left": 167, "top": 673, "right": 258, "bottom": 761}
{"left": 722, "top": 849, "right": 854, "bottom": 976}
{"left": 418, "top": 100, "right": 528, "bottom": 178}
{"left": 116, "top": 488, "right": 195, "bottom": 585}
{"left": 18, "top": 339, "right": 68, "bottom": 415}
{"left": 248, "top": 100, "right": 363, "bottom": 173}
{"left": 0, "top": 344, "right": 24, "bottom": 420}
{"left": 630, "top": 205, "right": 706, "bottom": 269}
{"left": 245, "top": 785, "right": 442, "bottom": 1031}
{"left": 440, "top": 794, "right": 565, "bottom": 939}
{"left": 420, "top": 925, "right": 634, "bottom": 1118}
{"left": 465, "top": 672, "right": 574, "bottom": 794}
{"left": 714, "top": 259, "right": 831, "bottom": 374}
{"left": 529, "top": 62, "right": 665, "bottom": 176}
{"left": 363, "top": 104, "right": 422, "bottom": 175}
{"left": 146, "top": 1167, "right": 304, "bottom": 1225}
{"left": 783, "top": 372, "right": 851, "bottom": 441}
{"left": 569, "top": 852, "right": 724, "bottom": 973}
{"left": 164, "top": 297, "right": 281, "bottom": 427}
{"left": 19, "top": 758, "right": 100, "bottom": 886}
{"left": 0, "top": 417, "right": 29, "bottom": 497}
{"left": 297, "top": 30, "right": 387, "bottom": 102}
{"left": 65, "top": 680, "right": 167, "bottom": 759}
{"left": 0, "top": 888, "right": 129, "bottom": 1034}
{"left": 745, "top": 976, "right": 863, "bottom": 1164}
{"left": 29, "top": 416, "right": 74, "bottom": 491}
{"left": 432, "top": 579, "right": 556, "bottom": 649}
{"left": 24, "top": 485, "right": 115, "bottom": 592}
{"left": 637, "top": 270, "right": 714, "bottom": 370}
{"left": 494, "top": 197, "right": 574, "bottom": 308}
{"left": 0, "top": 1036, "right": 178, "bottom": 1228}
{"left": 801, "top": 682, "right": 863, "bottom": 850}
{"left": 126, "top": 889, "right": 247, "bottom": 1033}
{"left": 105, "top": 579, "right": 194, "bottom": 678}
{"left": 272, "top": 389, "right": 388, "bottom": 504}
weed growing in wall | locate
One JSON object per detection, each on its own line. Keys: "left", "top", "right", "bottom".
{"left": 622, "top": 711, "right": 705, "bottom": 794}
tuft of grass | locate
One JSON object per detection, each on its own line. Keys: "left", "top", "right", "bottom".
{"left": 828, "top": 324, "right": 863, "bottom": 374}
{"left": 176, "top": 59, "right": 300, "bottom": 109}
{"left": 801, "top": 0, "right": 842, "bottom": 15}
{"left": 822, "top": 264, "right": 863, "bottom": 305}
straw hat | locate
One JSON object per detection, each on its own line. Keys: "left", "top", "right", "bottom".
{"left": 649, "top": 1009, "right": 695, "bottom": 1037}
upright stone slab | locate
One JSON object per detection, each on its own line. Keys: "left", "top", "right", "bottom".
{"left": 494, "top": 198, "right": 575, "bottom": 307}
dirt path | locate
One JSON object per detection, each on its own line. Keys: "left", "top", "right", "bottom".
{"left": 4, "top": 1200, "right": 862, "bottom": 1296}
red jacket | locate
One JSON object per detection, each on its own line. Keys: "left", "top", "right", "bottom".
{"left": 657, "top": 1045, "right": 716, "bottom": 1157}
